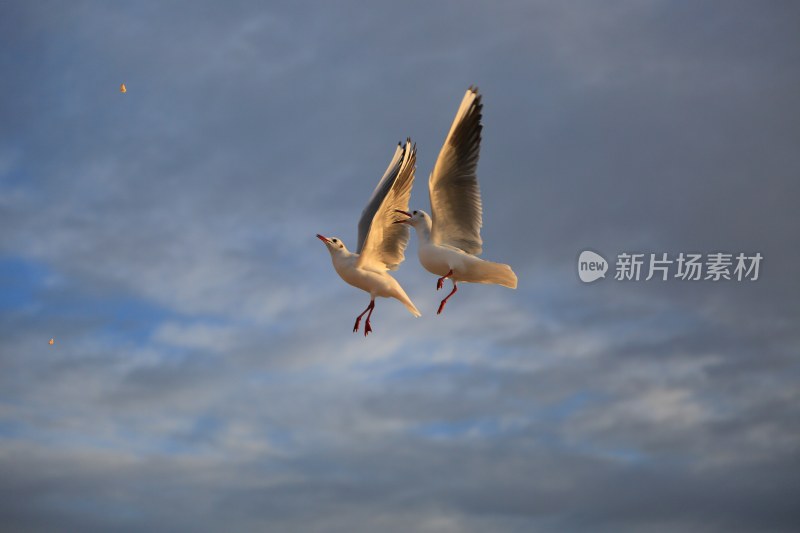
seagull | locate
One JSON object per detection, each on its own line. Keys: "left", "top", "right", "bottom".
{"left": 317, "top": 139, "right": 421, "bottom": 336}
{"left": 395, "top": 87, "right": 517, "bottom": 314}
{"left": 120, "top": 83, "right": 127, "bottom": 93}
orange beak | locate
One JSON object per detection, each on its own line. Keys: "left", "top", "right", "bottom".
{"left": 316, "top": 234, "right": 331, "bottom": 244}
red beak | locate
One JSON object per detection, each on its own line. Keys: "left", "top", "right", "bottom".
{"left": 316, "top": 234, "right": 331, "bottom": 243}
{"left": 393, "top": 209, "right": 412, "bottom": 224}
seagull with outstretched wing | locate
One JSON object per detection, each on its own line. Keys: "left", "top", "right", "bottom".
{"left": 396, "top": 87, "right": 517, "bottom": 314}
{"left": 318, "top": 139, "right": 421, "bottom": 335}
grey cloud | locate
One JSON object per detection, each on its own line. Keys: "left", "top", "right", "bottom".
{"left": 2, "top": 0, "right": 799, "bottom": 531}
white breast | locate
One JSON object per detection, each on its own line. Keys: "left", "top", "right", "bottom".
{"left": 419, "top": 242, "right": 467, "bottom": 277}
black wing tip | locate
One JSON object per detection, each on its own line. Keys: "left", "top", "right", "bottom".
{"left": 397, "top": 137, "right": 416, "bottom": 156}
{"left": 468, "top": 85, "right": 482, "bottom": 102}
{"left": 453, "top": 87, "right": 483, "bottom": 143}
{"left": 465, "top": 85, "right": 483, "bottom": 115}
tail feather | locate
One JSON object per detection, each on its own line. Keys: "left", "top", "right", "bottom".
{"left": 464, "top": 259, "right": 518, "bottom": 289}
{"left": 394, "top": 287, "right": 422, "bottom": 317}
{"left": 404, "top": 299, "right": 422, "bottom": 317}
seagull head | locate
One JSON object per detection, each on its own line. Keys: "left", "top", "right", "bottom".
{"left": 393, "top": 209, "right": 430, "bottom": 228}
{"left": 316, "top": 234, "right": 349, "bottom": 255}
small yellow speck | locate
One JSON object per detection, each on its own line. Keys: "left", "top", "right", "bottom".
{"left": 49, "top": 338, "right": 55, "bottom": 345}
{"left": 120, "top": 83, "right": 127, "bottom": 93}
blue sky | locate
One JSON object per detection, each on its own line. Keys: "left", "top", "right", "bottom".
{"left": 1, "top": 1, "right": 799, "bottom": 531}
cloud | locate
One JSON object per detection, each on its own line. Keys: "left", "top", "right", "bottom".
{"left": 1, "top": 0, "right": 799, "bottom": 531}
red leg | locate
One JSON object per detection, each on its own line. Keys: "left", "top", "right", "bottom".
{"left": 353, "top": 299, "right": 375, "bottom": 333}
{"left": 437, "top": 269, "right": 453, "bottom": 291}
{"left": 364, "top": 300, "right": 376, "bottom": 337}
{"left": 437, "top": 282, "right": 458, "bottom": 315}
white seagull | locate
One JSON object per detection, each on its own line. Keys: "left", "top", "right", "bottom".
{"left": 395, "top": 87, "right": 517, "bottom": 314}
{"left": 317, "top": 139, "right": 421, "bottom": 336}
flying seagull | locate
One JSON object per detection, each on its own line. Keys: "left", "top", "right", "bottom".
{"left": 395, "top": 87, "right": 517, "bottom": 314}
{"left": 318, "top": 139, "right": 421, "bottom": 336}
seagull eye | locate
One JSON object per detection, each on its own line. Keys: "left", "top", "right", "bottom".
{"left": 413, "top": 210, "right": 418, "bottom": 215}
{"left": 332, "top": 239, "right": 337, "bottom": 243}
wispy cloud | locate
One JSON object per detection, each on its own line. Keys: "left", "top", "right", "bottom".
{"left": 1, "top": 0, "right": 799, "bottom": 531}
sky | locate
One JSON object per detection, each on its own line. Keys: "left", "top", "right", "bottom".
{"left": 1, "top": 0, "right": 799, "bottom": 531}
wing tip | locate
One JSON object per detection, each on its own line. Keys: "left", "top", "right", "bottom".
{"left": 397, "top": 137, "right": 417, "bottom": 160}
{"left": 467, "top": 85, "right": 481, "bottom": 102}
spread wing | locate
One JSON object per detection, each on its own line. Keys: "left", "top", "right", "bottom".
{"left": 356, "top": 139, "right": 417, "bottom": 271}
{"left": 429, "top": 86, "right": 483, "bottom": 255}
